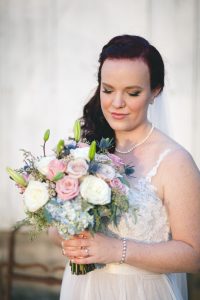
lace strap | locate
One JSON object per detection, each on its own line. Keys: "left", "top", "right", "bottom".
{"left": 146, "top": 149, "right": 172, "bottom": 181}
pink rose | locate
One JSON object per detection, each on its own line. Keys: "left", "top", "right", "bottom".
{"left": 107, "top": 153, "right": 125, "bottom": 167}
{"left": 47, "top": 159, "right": 67, "bottom": 180}
{"left": 66, "top": 158, "right": 88, "bottom": 178}
{"left": 109, "top": 178, "right": 127, "bottom": 194}
{"left": 56, "top": 176, "right": 79, "bottom": 200}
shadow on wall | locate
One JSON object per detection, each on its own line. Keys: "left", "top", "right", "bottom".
{"left": 0, "top": 226, "right": 66, "bottom": 300}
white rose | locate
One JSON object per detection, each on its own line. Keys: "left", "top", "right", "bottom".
{"left": 24, "top": 180, "right": 49, "bottom": 212}
{"left": 70, "top": 147, "right": 90, "bottom": 161}
{"left": 96, "top": 164, "right": 116, "bottom": 181}
{"left": 35, "top": 156, "right": 55, "bottom": 176}
{"left": 80, "top": 175, "right": 111, "bottom": 205}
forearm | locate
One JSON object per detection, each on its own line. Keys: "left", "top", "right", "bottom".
{"left": 126, "top": 239, "right": 200, "bottom": 273}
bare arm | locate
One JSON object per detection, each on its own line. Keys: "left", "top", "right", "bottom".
{"left": 62, "top": 149, "right": 200, "bottom": 273}
{"left": 123, "top": 149, "right": 200, "bottom": 273}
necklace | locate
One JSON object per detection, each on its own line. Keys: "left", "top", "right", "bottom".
{"left": 115, "top": 124, "right": 154, "bottom": 154}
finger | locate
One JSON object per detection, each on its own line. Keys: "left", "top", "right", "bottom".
{"left": 80, "top": 230, "right": 92, "bottom": 238}
{"left": 62, "top": 238, "right": 89, "bottom": 248}
{"left": 73, "top": 232, "right": 91, "bottom": 239}
{"left": 71, "top": 256, "right": 94, "bottom": 265}
{"left": 63, "top": 247, "right": 91, "bottom": 258}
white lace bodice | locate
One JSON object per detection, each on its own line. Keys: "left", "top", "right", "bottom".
{"left": 107, "top": 149, "right": 171, "bottom": 243}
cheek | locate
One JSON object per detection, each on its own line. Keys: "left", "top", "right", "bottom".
{"left": 128, "top": 96, "right": 149, "bottom": 112}
{"left": 128, "top": 100, "right": 144, "bottom": 111}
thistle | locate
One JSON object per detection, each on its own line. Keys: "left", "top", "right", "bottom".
{"left": 124, "top": 164, "right": 135, "bottom": 176}
{"left": 98, "top": 137, "right": 114, "bottom": 152}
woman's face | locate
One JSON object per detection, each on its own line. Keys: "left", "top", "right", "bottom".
{"left": 100, "top": 58, "right": 158, "bottom": 133}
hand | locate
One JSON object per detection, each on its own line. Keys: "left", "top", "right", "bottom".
{"left": 61, "top": 231, "right": 121, "bottom": 265}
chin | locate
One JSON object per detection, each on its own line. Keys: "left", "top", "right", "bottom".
{"left": 105, "top": 115, "right": 135, "bottom": 132}
{"left": 109, "top": 122, "right": 132, "bottom": 132}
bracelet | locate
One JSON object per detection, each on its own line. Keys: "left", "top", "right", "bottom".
{"left": 119, "top": 238, "right": 127, "bottom": 264}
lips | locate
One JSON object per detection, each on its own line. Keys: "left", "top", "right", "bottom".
{"left": 111, "top": 112, "right": 128, "bottom": 120}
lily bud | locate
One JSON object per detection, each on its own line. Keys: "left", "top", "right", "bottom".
{"left": 52, "top": 172, "right": 65, "bottom": 182}
{"left": 6, "top": 167, "right": 27, "bottom": 187}
{"left": 88, "top": 141, "right": 96, "bottom": 161}
{"left": 56, "top": 139, "right": 65, "bottom": 155}
{"left": 73, "top": 120, "right": 81, "bottom": 142}
{"left": 43, "top": 129, "right": 50, "bottom": 142}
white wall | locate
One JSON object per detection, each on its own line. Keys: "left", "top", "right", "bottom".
{"left": 0, "top": 0, "right": 199, "bottom": 229}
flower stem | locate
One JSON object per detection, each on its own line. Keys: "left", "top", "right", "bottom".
{"left": 43, "top": 141, "right": 46, "bottom": 157}
{"left": 69, "top": 261, "right": 96, "bottom": 275}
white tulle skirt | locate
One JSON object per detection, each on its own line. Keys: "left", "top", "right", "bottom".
{"left": 60, "top": 263, "right": 188, "bottom": 300}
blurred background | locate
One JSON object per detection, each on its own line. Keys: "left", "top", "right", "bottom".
{"left": 0, "top": 0, "right": 200, "bottom": 299}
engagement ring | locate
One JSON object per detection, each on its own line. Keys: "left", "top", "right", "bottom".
{"left": 85, "top": 247, "right": 89, "bottom": 256}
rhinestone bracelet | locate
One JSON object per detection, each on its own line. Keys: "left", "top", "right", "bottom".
{"left": 119, "top": 238, "right": 127, "bottom": 264}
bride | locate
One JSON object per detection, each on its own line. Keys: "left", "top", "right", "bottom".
{"left": 49, "top": 35, "right": 200, "bottom": 300}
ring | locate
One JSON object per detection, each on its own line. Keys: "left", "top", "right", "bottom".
{"left": 62, "top": 248, "right": 65, "bottom": 255}
{"left": 85, "top": 247, "right": 89, "bottom": 256}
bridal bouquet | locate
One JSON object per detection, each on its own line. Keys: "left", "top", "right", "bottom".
{"left": 6, "top": 120, "right": 134, "bottom": 275}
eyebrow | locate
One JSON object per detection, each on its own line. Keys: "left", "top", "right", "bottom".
{"left": 102, "top": 82, "right": 142, "bottom": 89}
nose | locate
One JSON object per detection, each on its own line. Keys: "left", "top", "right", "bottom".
{"left": 112, "top": 92, "right": 125, "bottom": 108}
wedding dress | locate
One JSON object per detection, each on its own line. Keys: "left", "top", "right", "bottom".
{"left": 60, "top": 149, "right": 188, "bottom": 300}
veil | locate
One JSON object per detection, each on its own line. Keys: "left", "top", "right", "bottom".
{"left": 148, "top": 92, "right": 170, "bottom": 135}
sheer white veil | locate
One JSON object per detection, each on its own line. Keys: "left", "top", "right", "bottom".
{"left": 148, "top": 91, "right": 170, "bottom": 135}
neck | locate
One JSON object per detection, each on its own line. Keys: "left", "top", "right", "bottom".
{"left": 115, "top": 122, "right": 152, "bottom": 149}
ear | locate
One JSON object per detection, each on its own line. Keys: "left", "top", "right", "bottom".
{"left": 152, "top": 86, "right": 162, "bottom": 98}
{"left": 150, "top": 86, "right": 162, "bottom": 104}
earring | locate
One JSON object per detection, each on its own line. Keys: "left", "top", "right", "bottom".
{"left": 150, "top": 98, "right": 154, "bottom": 105}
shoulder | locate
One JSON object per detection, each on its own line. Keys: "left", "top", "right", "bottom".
{"left": 153, "top": 128, "right": 198, "bottom": 170}
{"left": 151, "top": 128, "right": 200, "bottom": 189}
{"left": 158, "top": 143, "right": 200, "bottom": 207}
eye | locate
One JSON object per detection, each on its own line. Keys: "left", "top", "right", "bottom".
{"left": 102, "top": 88, "right": 112, "bottom": 94}
{"left": 128, "top": 91, "right": 141, "bottom": 97}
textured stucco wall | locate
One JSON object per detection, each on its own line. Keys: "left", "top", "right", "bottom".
{"left": 0, "top": 0, "right": 199, "bottom": 229}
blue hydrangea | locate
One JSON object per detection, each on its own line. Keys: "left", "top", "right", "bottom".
{"left": 44, "top": 197, "right": 94, "bottom": 239}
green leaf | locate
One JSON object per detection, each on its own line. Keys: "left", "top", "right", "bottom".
{"left": 118, "top": 176, "right": 130, "bottom": 187}
{"left": 52, "top": 172, "right": 65, "bottom": 181}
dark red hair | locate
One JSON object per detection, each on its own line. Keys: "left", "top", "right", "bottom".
{"left": 80, "top": 35, "right": 165, "bottom": 150}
